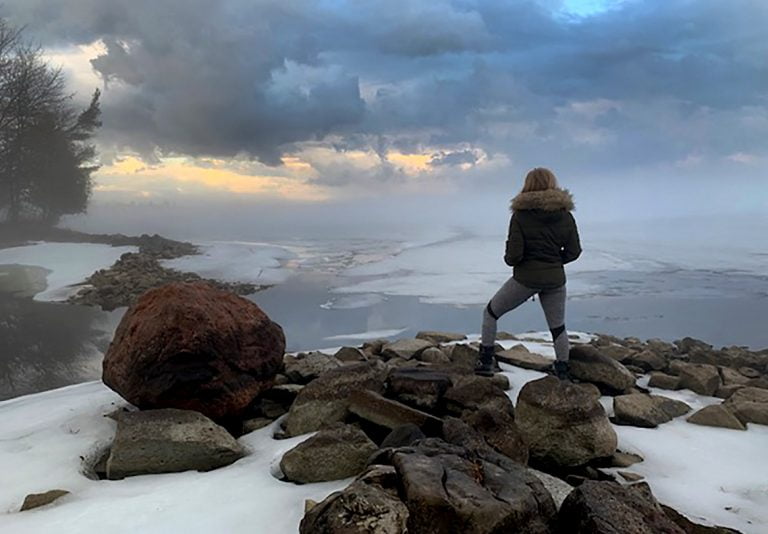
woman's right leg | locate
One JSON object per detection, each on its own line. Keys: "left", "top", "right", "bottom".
{"left": 481, "top": 277, "right": 537, "bottom": 348}
{"left": 538, "top": 284, "right": 569, "bottom": 362}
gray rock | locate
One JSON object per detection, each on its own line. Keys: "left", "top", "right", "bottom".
{"left": 686, "top": 405, "right": 746, "bottom": 431}
{"left": 20, "top": 490, "right": 70, "bottom": 511}
{"left": 281, "top": 363, "right": 385, "bottom": 437}
{"left": 415, "top": 331, "right": 466, "bottom": 344}
{"left": 613, "top": 394, "right": 691, "bottom": 428}
{"left": 381, "top": 424, "right": 426, "bottom": 449}
{"left": 626, "top": 350, "right": 667, "bottom": 372}
{"left": 530, "top": 468, "right": 574, "bottom": 510}
{"left": 463, "top": 407, "right": 528, "bottom": 464}
{"left": 719, "top": 366, "right": 751, "bottom": 386}
{"left": 334, "top": 346, "right": 368, "bottom": 363}
{"left": 241, "top": 417, "right": 273, "bottom": 433}
{"left": 280, "top": 423, "right": 378, "bottom": 483}
{"left": 557, "top": 480, "right": 685, "bottom": 534}
{"left": 739, "top": 367, "right": 761, "bottom": 379}
{"left": 496, "top": 346, "right": 552, "bottom": 371}
{"left": 106, "top": 409, "right": 244, "bottom": 479}
{"left": 618, "top": 471, "right": 644, "bottom": 482}
{"left": 389, "top": 439, "right": 557, "bottom": 534}
{"left": 386, "top": 367, "right": 452, "bottom": 412}
{"left": 443, "top": 375, "right": 514, "bottom": 417}
{"left": 598, "top": 343, "right": 635, "bottom": 363}
{"left": 675, "top": 337, "right": 713, "bottom": 354}
{"left": 678, "top": 363, "right": 722, "bottom": 396}
{"left": 284, "top": 352, "right": 342, "bottom": 384}
{"left": 417, "top": 347, "right": 451, "bottom": 364}
{"left": 610, "top": 451, "right": 644, "bottom": 468}
{"left": 496, "top": 331, "right": 519, "bottom": 340}
{"left": 569, "top": 345, "right": 636, "bottom": 395}
{"left": 300, "top": 467, "right": 409, "bottom": 534}
{"left": 448, "top": 343, "right": 481, "bottom": 371}
{"left": 348, "top": 390, "right": 443, "bottom": 435}
{"left": 381, "top": 339, "right": 434, "bottom": 360}
{"left": 661, "top": 503, "right": 744, "bottom": 534}
{"left": 723, "top": 387, "right": 768, "bottom": 425}
{"left": 715, "top": 384, "right": 745, "bottom": 400}
{"left": 648, "top": 372, "right": 681, "bottom": 391}
{"left": 516, "top": 376, "right": 617, "bottom": 468}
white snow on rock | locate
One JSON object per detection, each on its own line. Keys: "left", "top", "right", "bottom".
{"left": 0, "top": 383, "right": 347, "bottom": 533}
{"left": 160, "top": 241, "right": 296, "bottom": 286}
{"left": 323, "top": 327, "right": 408, "bottom": 341}
{"left": 498, "top": 337, "right": 768, "bottom": 534}
{"left": 0, "top": 243, "right": 136, "bottom": 301}
{"left": 0, "top": 332, "right": 765, "bottom": 533}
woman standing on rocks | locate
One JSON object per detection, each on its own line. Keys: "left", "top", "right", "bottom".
{"left": 476, "top": 168, "right": 582, "bottom": 379}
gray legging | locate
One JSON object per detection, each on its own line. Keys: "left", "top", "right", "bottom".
{"left": 482, "top": 277, "right": 569, "bottom": 361}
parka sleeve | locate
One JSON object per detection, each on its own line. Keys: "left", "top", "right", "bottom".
{"left": 561, "top": 212, "right": 582, "bottom": 264}
{"left": 504, "top": 214, "right": 524, "bottom": 266}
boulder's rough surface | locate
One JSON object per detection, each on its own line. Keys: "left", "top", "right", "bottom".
{"left": 386, "top": 368, "right": 452, "bottom": 412}
{"left": 678, "top": 363, "right": 722, "bottom": 396}
{"left": 333, "top": 346, "right": 368, "bottom": 363}
{"left": 418, "top": 347, "right": 451, "bottom": 364}
{"left": 686, "top": 405, "right": 747, "bottom": 431}
{"left": 724, "top": 387, "right": 768, "bottom": 426}
{"left": 382, "top": 339, "right": 434, "bottom": 360}
{"left": 280, "top": 423, "right": 378, "bottom": 483}
{"left": 649, "top": 372, "right": 681, "bottom": 391}
{"left": 463, "top": 407, "right": 529, "bottom": 464}
{"left": 349, "top": 390, "right": 443, "bottom": 435}
{"left": 106, "top": 409, "right": 245, "bottom": 479}
{"left": 391, "top": 439, "right": 556, "bottom": 534}
{"left": 613, "top": 394, "right": 691, "bottom": 428}
{"left": 284, "top": 352, "right": 341, "bottom": 384}
{"left": 626, "top": 350, "right": 668, "bottom": 372}
{"left": 381, "top": 424, "right": 426, "bottom": 449}
{"left": 102, "top": 281, "right": 285, "bottom": 421}
{"left": 556, "top": 481, "right": 685, "bottom": 534}
{"left": 281, "top": 363, "right": 385, "bottom": 437}
{"left": 568, "top": 345, "right": 636, "bottom": 395}
{"left": 530, "top": 469, "right": 574, "bottom": 510}
{"left": 443, "top": 376, "right": 514, "bottom": 417}
{"left": 496, "top": 347, "right": 552, "bottom": 371}
{"left": 20, "top": 490, "right": 70, "bottom": 511}
{"left": 448, "top": 344, "right": 482, "bottom": 371}
{"left": 661, "top": 504, "right": 744, "bottom": 534}
{"left": 300, "top": 467, "right": 410, "bottom": 534}
{"left": 516, "top": 377, "right": 617, "bottom": 468}
{"left": 415, "top": 331, "right": 466, "bottom": 344}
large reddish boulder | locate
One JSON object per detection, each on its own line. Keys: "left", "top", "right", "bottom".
{"left": 103, "top": 281, "right": 285, "bottom": 421}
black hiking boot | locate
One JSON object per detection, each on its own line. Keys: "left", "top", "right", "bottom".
{"left": 553, "top": 360, "right": 570, "bottom": 381}
{"left": 475, "top": 345, "right": 496, "bottom": 377}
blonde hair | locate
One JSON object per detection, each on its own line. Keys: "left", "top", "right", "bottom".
{"left": 521, "top": 167, "right": 559, "bottom": 193}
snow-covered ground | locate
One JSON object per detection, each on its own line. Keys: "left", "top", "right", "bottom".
{"left": 1, "top": 333, "right": 765, "bottom": 533}
{"left": 0, "top": 243, "right": 136, "bottom": 301}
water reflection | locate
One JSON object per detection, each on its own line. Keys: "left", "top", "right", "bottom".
{"left": 0, "top": 265, "right": 118, "bottom": 401}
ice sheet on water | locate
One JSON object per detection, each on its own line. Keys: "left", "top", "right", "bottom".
{"left": 0, "top": 242, "right": 137, "bottom": 301}
{"left": 323, "top": 327, "right": 408, "bottom": 341}
{"left": 319, "top": 293, "right": 387, "bottom": 310}
{"left": 161, "top": 241, "right": 296, "bottom": 285}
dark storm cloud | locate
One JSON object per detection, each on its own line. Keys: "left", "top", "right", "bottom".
{"left": 3, "top": 0, "right": 767, "bottom": 173}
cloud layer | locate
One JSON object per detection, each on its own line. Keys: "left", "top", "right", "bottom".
{"left": 3, "top": 0, "right": 767, "bottom": 192}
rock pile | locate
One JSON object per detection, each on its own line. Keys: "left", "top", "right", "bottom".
{"left": 66, "top": 234, "right": 262, "bottom": 310}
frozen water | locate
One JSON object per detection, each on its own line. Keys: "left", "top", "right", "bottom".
{"left": 0, "top": 243, "right": 137, "bottom": 301}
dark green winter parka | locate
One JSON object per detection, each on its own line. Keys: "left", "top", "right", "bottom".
{"left": 505, "top": 188, "right": 582, "bottom": 289}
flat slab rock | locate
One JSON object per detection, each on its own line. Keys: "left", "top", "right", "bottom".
{"left": 106, "top": 408, "right": 245, "bottom": 479}
{"left": 687, "top": 404, "right": 747, "bottom": 431}
{"left": 568, "top": 345, "right": 636, "bottom": 395}
{"left": 557, "top": 480, "right": 685, "bottom": 534}
{"left": 496, "top": 346, "right": 552, "bottom": 371}
{"left": 20, "top": 490, "right": 70, "bottom": 511}
{"left": 381, "top": 339, "right": 434, "bottom": 360}
{"left": 613, "top": 393, "right": 691, "bottom": 428}
{"left": 280, "top": 423, "right": 378, "bottom": 483}
{"left": 348, "top": 390, "right": 443, "bottom": 435}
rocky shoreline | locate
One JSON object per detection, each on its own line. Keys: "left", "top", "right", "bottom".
{"left": 11, "top": 281, "right": 765, "bottom": 531}
{"left": 66, "top": 234, "right": 264, "bottom": 310}
{"left": 0, "top": 225, "right": 267, "bottom": 310}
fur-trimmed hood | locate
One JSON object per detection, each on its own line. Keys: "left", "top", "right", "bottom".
{"left": 510, "top": 188, "right": 574, "bottom": 212}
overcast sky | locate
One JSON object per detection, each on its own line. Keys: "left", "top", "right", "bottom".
{"left": 2, "top": 0, "right": 766, "bottom": 237}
